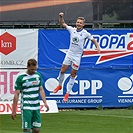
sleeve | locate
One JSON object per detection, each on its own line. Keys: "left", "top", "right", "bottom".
{"left": 14, "top": 76, "right": 22, "bottom": 90}
{"left": 37, "top": 72, "right": 43, "bottom": 86}
{"left": 86, "top": 30, "right": 94, "bottom": 40}
{"left": 66, "top": 25, "right": 74, "bottom": 33}
{"left": 39, "top": 76, "right": 42, "bottom": 86}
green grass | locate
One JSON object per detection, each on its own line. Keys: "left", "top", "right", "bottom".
{"left": 0, "top": 109, "right": 133, "bottom": 133}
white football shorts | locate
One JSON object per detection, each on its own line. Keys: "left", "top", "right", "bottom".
{"left": 63, "top": 53, "right": 81, "bottom": 70}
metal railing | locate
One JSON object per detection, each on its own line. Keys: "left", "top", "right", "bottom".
{"left": 0, "top": 20, "right": 133, "bottom": 29}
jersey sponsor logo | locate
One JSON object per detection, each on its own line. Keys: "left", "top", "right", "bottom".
{"left": 23, "top": 80, "right": 40, "bottom": 87}
{"left": 72, "top": 37, "right": 79, "bottom": 43}
{"left": 60, "top": 33, "right": 133, "bottom": 64}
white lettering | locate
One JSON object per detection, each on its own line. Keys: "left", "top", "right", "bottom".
{"left": 87, "top": 99, "right": 102, "bottom": 103}
{"left": 118, "top": 99, "right": 133, "bottom": 103}
{"left": 79, "top": 80, "right": 90, "bottom": 95}
{"left": 87, "top": 34, "right": 126, "bottom": 49}
{"left": 91, "top": 80, "right": 102, "bottom": 94}
{"left": 1, "top": 40, "right": 12, "bottom": 47}
{"left": 63, "top": 99, "right": 87, "bottom": 104}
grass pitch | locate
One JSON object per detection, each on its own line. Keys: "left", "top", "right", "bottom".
{"left": 0, "top": 109, "right": 133, "bottom": 133}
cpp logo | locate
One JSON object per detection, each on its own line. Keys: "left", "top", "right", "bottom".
{"left": 44, "top": 74, "right": 103, "bottom": 95}
{"left": 118, "top": 74, "right": 133, "bottom": 94}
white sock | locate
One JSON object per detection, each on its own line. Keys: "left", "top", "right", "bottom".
{"left": 67, "top": 76, "right": 75, "bottom": 93}
{"left": 58, "top": 73, "right": 64, "bottom": 86}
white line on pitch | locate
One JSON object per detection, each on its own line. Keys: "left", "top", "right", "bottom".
{"left": 88, "top": 114, "right": 133, "bottom": 119}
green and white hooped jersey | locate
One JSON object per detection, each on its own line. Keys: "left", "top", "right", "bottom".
{"left": 15, "top": 72, "right": 42, "bottom": 110}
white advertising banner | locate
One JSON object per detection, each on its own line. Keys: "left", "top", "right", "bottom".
{"left": 0, "top": 69, "right": 25, "bottom": 101}
{"left": 0, "top": 100, "right": 58, "bottom": 114}
{"left": 0, "top": 29, "right": 38, "bottom": 68}
{"left": 0, "top": 69, "right": 58, "bottom": 114}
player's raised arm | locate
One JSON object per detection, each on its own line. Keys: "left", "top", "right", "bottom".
{"left": 59, "top": 12, "right": 67, "bottom": 28}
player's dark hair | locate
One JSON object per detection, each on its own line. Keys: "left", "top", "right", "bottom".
{"left": 27, "top": 59, "right": 37, "bottom": 67}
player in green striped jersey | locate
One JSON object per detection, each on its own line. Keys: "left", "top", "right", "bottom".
{"left": 11, "top": 59, "right": 49, "bottom": 133}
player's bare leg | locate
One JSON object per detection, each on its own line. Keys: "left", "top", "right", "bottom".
{"left": 63, "top": 68, "right": 77, "bottom": 101}
{"left": 53, "top": 64, "right": 69, "bottom": 93}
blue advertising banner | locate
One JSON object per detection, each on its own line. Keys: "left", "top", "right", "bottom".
{"left": 38, "top": 29, "right": 133, "bottom": 69}
{"left": 38, "top": 68, "right": 133, "bottom": 108}
{"left": 38, "top": 29, "right": 133, "bottom": 108}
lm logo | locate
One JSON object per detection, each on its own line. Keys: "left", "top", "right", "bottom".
{"left": 0, "top": 32, "right": 16, "bottom": 55}
{"left": 118, "top": 74, "right": 133, "bottom": 94}
{"left": 44, "top": 74, "right": 103, "bottom": 95}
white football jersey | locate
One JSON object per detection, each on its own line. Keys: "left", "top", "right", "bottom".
{"left": 66, "top": 25, "right": 93, "bottom": 57}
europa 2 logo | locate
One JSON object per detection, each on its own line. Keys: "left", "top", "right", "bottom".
{"left": 60, "top": 33, "right": 133, "bottom": 64}
{"left": 0, "top": 32, "right": 16, "bottom": 55}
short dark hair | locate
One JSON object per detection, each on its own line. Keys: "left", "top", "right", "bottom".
{"left": 27, "top": 59, "right": 37, "bottom": 67}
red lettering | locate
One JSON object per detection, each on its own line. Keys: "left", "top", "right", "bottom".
{"left": 0, "top": 104, "right": 5, "bottom": 112}
{"left": 0, "top": 103, "right": 21, "bottom": 114}
{"left": 10, "top": 71, "right": 19, "bottom": 94}
{"left": 40, "top": 105, "right": 44, "bottom": 112}
{"left": 130, "top": 34, "right": 133, "bottom": 38}
{"left": 127, "top": 34, "right": 133, "bottom": 50}
{"left": 0, "top": 72, "right": 7, "bottom": 94}
{"left": 16, "top": 103, "right": 21, "bottom": 112}
{"left": 6, "top": 103, "right": 12, "bottom": 112}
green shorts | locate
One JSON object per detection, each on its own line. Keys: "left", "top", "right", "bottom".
{"left": 21, "top": 109, "right": 41, "bottom": 129}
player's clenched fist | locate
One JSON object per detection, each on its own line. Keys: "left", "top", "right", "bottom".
{"left": 59, "top": 12, "right": 64, "bottom": 17}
